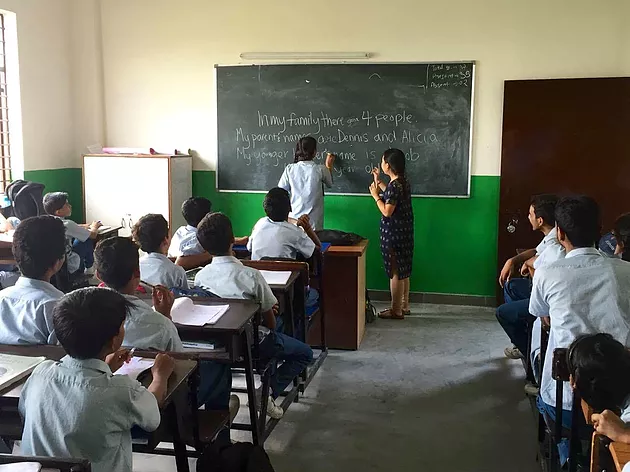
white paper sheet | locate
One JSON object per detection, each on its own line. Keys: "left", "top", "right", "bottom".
{"left": 113, "top": 357, "right": 154, "bottom": 381}
{"left": 259, "top": 270, "right": 292, "bottom": 286}
{"left": 170, "top": 297, "right": 229, "bottom": 326}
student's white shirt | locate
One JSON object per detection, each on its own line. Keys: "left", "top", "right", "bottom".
{"left": 61, "top": 219, "right": 91, "bottom": 274}
{"left": 194, "top": 256, "right": 277, "bottom": 311}
{"left": 529, "top": 248, "right": 630, "bottom": 410}
{"left": 530, "top": 229, "right": 566, "bottom": 365}
{"left": 139, "top": 252, "right": 188, "bottom": 289}
{"left": 0, "top": 277, "right": 63, "bottom": 345}
{"left": 19, "top": 356, "right": 160, "bottom": 472}
{"left": 247, "top": 217, "right": 316, "bottom": 261}
{"left": 168, "top": 225, "right": 203, "bottom": 257}
{"left": 121, "top": 294, "right": 184, "bottom": 352}
{"left": 278, "top": 161, "right": 332, "bottom": 231}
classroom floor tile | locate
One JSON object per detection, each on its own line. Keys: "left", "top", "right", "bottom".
{"left": 133, "top": 303, "right": 539, "bottom": 472}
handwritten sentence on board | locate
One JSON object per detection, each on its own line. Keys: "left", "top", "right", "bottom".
{"left": 257, "top": 110, "right": 414, "bottom": 133}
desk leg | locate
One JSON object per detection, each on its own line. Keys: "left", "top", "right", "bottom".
{"left": 242, "top": 328, "right": 261, "bottom": 445}
{"left": 169, "top": 403, "right": 190, "bottom": 472}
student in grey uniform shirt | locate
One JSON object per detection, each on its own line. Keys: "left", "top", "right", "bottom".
{"left": 19, "top": 287, "right": 174, "bottom": 472}
{"left": 0, "top": 216, "right": 66, "bottom": 345}
{"left": 278, "top": 136, "right": 336, "bottom": 231}
{"left": 132, "top": 213, "right": 189, "bottom": 290}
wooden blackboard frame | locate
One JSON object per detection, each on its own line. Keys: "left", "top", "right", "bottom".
{"left": 214, "top": 61, "right": 475, "bottom": 198}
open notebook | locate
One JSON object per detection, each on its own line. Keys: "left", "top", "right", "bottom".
{"left": 170, "top": 297, "right": 229, "bottom": 326}
{"left": 0, "top": 354, "right": 46, "bottom": 391}
{"left": 114, "top": 357, "right": 154, "bottom": 381}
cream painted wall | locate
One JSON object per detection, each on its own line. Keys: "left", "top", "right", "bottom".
{"left": 98, "top": 0, "right": 628, "bottom": 176}
{"left": 0, "top": 0, "right": 75, "bottom": 172}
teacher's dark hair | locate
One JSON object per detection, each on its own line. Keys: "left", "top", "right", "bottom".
{"left": 294, "top": 136, "right": 317, "bottom": 163}
{"left": 383, "top": 148, "right": 408, "bottom": 196}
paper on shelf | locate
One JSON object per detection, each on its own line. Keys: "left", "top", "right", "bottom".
{"left": 0, "top": 354, "right": 46, "bottom": 391}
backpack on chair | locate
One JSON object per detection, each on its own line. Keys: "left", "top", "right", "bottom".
{"left": 196, "top": 442, "right": 275, "bottom": 472}
{"left": 5, "top": 180, "right": 46, "bottom": 220}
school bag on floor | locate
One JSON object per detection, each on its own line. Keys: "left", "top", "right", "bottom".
{"left": 5, "top": 180, "right": 46, "bottom": 220}
{"left": 196, "top": 442, "right": 275, "bottom": 472}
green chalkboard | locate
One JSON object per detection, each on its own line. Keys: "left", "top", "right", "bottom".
{"left": 216, "top": 62, "right": 474, "bottom": 196}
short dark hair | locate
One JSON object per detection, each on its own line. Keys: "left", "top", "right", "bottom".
{"left": 294, "top": 136, "right": 317, "bottom": 163}
{"left": 182, "top": 197, "right": 212, "bottom": 227}
{"left": 530, "top": 194, "right": 558, "bottom": 227}
{"left": 131, "top": 214, "right": 168, "bottom": 253}
{"left": 197, "top": 212, "right": 233, "bottom": 256}
{"left": 614, "top": 213, "right": 630, "bottom": 262}
{"left": 94, "top": 237, "right": 139, "bottom": 290}
{"left": 43, "top": 192, "right": 69, "bottom": 215}
{"left": 12, "top": 216, "right": 66, "bottom": 278}
{"left": 567, "top": 333, "right": 630, "bottom": 413}
{"left": 263, "top": 187, "right": 291, "bottom": 222}
{"left": 555, "top": 196, "right": 601, "bottom": 248}
{"left": 54, "top": 287, "right": 132, "bottom": 359}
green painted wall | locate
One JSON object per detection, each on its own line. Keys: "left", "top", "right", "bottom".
{"left": 193, "top": 171, "right": 500, "bottom": 296}
{"left": 23, "top": 168, "right": 84, "bottom": 223}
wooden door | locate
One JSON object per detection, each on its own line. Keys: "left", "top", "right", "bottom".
{"left": 499, "top": 78, "right": 630, "bottom": 296}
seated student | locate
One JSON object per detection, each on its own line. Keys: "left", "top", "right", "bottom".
{"left": 614, "top": 212, "right": 630, "bottom": 261}
{"left": 94, "top": 237, "right": 232, "bottom": 414}
{"left": 170, "top": 197, "right": 249, "bottom": 270}
{"left": 19, "top": 287, "right": 174, "bottom": 472}
{"left": 496, "top": 194, "right": 564, "bottom": 360}
{"left": 567, "top": 334, "right": 630, "bottom": 443}
{"left": 194, "top": 212, "right": 314, "bottom": 419}
{"left": 248, "top": 187, "right": 321, "bottom": 261}
{"left": 132, "top": 213, "right": 188, "bottom": 289}
{"left": 0, "top": 216, "right": 65, "bottom": 344}
{"left": 529, "top": 196, "right": 630, "bottom": 463}
{"left": 43, "top": 192, "right": 102, "bottom": 275}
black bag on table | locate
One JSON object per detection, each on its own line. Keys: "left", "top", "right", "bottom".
{"left": 315, "top": 229, "right": 365, "bottom": 246}
{"left": 196, "top": 442, "right": 275, "bottom": 472}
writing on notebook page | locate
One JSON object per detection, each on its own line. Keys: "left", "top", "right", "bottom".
{"left": 259, "top": 270, "right": 292, "bottom": 285}
{"left": 171, "top": 297, "right": 229, "bottom": 326}
{"left": 114, "top": 357, "right": 154, "bottom": 381}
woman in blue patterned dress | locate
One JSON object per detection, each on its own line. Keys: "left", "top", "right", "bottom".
{"left": 369, "top": 148, "right": 414, "bottom": 320}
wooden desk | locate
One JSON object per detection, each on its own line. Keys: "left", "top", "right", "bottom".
{"left": 173, "top": 298, "right": 263, "bottom": 445}
{"left": 0, "top": 344, "right": 200, "bottom": 472}
{"left": 96, "top": 225, "right": 122, "bottom": 241}
{"left": 309, "top": 240, "right": 368, "bottom": 350}
{"left": 611, "top": 442, "right": 630, "bottom": 472}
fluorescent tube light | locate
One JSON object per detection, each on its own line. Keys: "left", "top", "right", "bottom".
{"left": 239, "top": 52, "right": 370, "bottom": 60}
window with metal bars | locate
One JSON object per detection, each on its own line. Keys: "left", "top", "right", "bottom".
{"left": 0, "top": 14, "right": 10, "bottom": 193}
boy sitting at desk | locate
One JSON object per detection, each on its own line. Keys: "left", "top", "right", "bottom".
{"left": 194, "top": 212, "right": 313, "bottom": 420}
{"left": 19, "top": 287, "right": 174, "bottom": 472}
{"left": 0, "top": 216, "right": 65, "bottom": 344}
{"left": 132, "top": 213, "right": 189, "bottom": 290}
{"left": 248, "top": 187, "right": 321, "bottom": 261}
{"left": 94, "top": 236, "right": 234, "bottom": 417}
{"left": 170, "top": 197, "right": 249, "bottom": 270}
{"left": 43, "top": 192, "right": 102, "bottom": 276}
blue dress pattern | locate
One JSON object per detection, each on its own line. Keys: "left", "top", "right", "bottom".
{"left": 379, "top": 179, "right": 414, "bottom": 279}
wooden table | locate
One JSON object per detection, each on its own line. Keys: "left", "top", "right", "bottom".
{"left": 0, "top": 344, "right": 201, "bottom": 472}
{"left": 610, "top": 442, "right": 630, "bottom": 471}
{"left": 309, "top": 240, "right": 368, "bottom": 350}
{"left": 96, "top": 225, "right": 122, "bottom": 241}
{"left": 173, "top": 298, "right": 263, "bottom": 444}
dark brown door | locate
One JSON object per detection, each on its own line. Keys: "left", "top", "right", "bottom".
{"left": 499, "top": 78, "right": 630, "bottom": 298}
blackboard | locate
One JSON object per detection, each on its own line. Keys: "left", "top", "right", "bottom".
{"left": 216, "top": 62, "right": 474, "bottom": 196}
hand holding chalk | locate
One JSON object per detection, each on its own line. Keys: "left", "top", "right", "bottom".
{"left": 325, "top": 153, "right": 336, "bottom": 169}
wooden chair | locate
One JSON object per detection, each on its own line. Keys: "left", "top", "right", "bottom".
{"left": 0, "top": 454, "right": 91, "bottom": 472}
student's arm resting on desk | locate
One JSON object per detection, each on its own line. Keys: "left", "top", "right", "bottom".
{"left": 235, "top": 236, "right": 249, "bottom": 246}
{"left": 147, "top": 353, "right": 175, "bottom": 407}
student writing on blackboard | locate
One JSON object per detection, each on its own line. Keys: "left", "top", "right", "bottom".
{"left": 369, "top": 148, "right": 415, "bottom": 320}
{"left": 278, "top": 136, "right": 335, "bottom": 231}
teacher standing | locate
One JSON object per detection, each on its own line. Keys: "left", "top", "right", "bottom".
{"left": 369, "top": 148, "right": 414, "bottom": 320}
